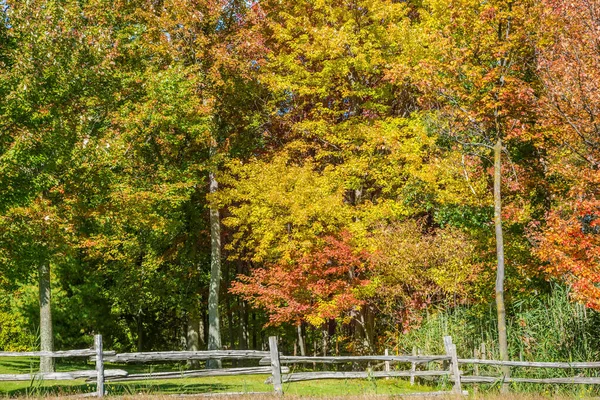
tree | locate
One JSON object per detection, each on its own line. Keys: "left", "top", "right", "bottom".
{"left": 0, "top": 0, "right": 127, "bottom": 370}
{"left": 370, "top": 221, "right": 481, "bottom": 334}
{"left": 104, "top": 0, "right": 269, "bottom": 363}
{"left": 219, "top": 0, "right": 495, "bottom": 352}
{"left": 231, "top": 231, "right": 371, "bottom": 327}
{"left": 414, "top": 0, "right": 539, "bottom": 384}
{"left": 535, "top": 0, "right": 600, "bottom": 309}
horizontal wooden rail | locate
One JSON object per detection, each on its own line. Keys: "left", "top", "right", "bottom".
{"left": 266, "top": 370, "right": 452, "bottom": 383}
{"left": 398, "top": 390, "right": 469, "bottom": 397}
{"left": 0, "top": 350, "right": 116, "bottom": 358}
{"left": 104, "top": 350, "right": 270, "bottom": 363}
{"left": 458, "top": 359, "right": 600, "bottom": 369}
{"left": 108, "top": 366, "right": 290, "bottom": 382}
{"left": 461, "top": 375, "right": 600, "bottom": 384}
{"left": 259, "top": 355, "right": 450, "bottom": 365}
{"left": 0, "top": 369, "right": 127, "bottom": 382}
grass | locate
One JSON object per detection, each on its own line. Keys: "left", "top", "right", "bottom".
{"left": 1, "top": 358, "right": 598, "bottom": 398}
{"left": 26, "top": 393, "right": 600, "bottom": 400}
{"left": 0, "top": 358, "right": 434, "bottom": 397}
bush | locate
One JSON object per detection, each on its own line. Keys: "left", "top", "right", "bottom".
{"left": 0, "top": 309, "right": 35, "bottom": 351}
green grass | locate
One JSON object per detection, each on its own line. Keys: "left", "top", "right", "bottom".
{"left": 0, "top": 358, "right": 434, "bottom": 397}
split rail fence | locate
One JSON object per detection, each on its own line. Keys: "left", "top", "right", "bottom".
{"left": 2, "top": 335, "right": 600, "bottom": 397}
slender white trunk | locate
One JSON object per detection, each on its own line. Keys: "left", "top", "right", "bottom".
{"left": 207, "top": 171, "right": 222, "bottom": 369}
{"left": 494, "top": 138, "right": 510, "bottom": 392}
{"left": 297, "top": 324, "right": 306, "bottom": 356}
{"left": 238, "top": 300, "right": 248, "bottom": 350}
{"left": 39, "top": 263, "right": 54, "bottom": 373}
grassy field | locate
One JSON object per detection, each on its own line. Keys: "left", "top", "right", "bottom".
{"left": 0, "top": 358, "right": 436, "bottom": 397}
{"left": 25, "top": 394, "right": 600, "bottom": 400}
{"left": 3, "top": 358, "right": 599, "bottom": 398}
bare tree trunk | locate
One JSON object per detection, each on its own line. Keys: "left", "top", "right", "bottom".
{"left": 297, "top": 323, "right": 306, "bottom": 356}
{"left": 187, "top": 308, "right": 200, "bottom": 367}
{"left": 199, "top": 309, "right": 206, "bottom": 348}
{"left": 137, "top": 313, "right": 144, "bottom": 352}
{"left": 322, "top": 326, "right": 328, "bottom": 371}
{"left": 224, "top": 264, "right": 235, "bottom": 350}
{"left": 237, "top": 263, "right": 249, "bottom": 352}
{"left": 38, "top": 263, "right": 54, "bottom": 373}
{"left": 494, "top": 138, "right": 510, "bottom": 392}
{"left": 251, "top": 312, "right": 257, "bottom": 350}
{"left": 207, "top": 171, "right": 222, "bottom": 369}
{"left": 238, "top": 299, "right": 248, "bottom": 350}
{"left": 356, "top": 308, "right": 374, "bottom": 352}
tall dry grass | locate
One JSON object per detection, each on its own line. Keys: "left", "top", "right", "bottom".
{"left": 397, "top": 286, "right": 600, "bottom": 363}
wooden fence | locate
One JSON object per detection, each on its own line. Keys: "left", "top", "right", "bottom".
{"left": 2, "top": 335, "right": 600, "bottom": 397}
{"left": 0, "top": 335, "right": 123, "bottom": 397}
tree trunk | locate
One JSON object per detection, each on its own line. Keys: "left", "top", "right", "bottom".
{"left": 137, "top": 313, "right": 144, "bottom": 352}
{"left": 251, "top": 312, "right": 257, "bottom": 350}
{"left": 199, "top": 309, "right": 206, "bottom": 348}
{"left": 238, "top": 299, "right": 249, "bottom": 350}
{"left": 297, "top": 323, "right": 306, "bottom": 356}
{"left": 356, "top": 308, "right": 374, "bottom": 352}
{"left": 237, "top": 262, "right": 249, "bottom": 352}
{"left": 38, "top": 263, "right": 54, "bottom": 373}
{"left": 494, "top": 138, "right": 510, "bottom": 392}
{"left": 207, "top": 171, "right": 222, "bottom": 369}
{"left": 187, "top": 308, "right": 200, "bottom": 367}
{"left": 224, "top": 264, "right": 235, "bottom": 350}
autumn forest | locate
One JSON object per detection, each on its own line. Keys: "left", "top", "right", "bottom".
{"left": 1, "top": 0, "right": 600, "bottom": 377}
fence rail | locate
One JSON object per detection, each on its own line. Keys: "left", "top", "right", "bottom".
{"left": 0, "top": 370, "right": 127, "bottom": 382}
{"left": 107, "top": 366, "right": 290, "bottom": 383}
{"left": 0, "top": 350, "right": 115, "bottom": 358}
{"left": 103, "top": 350, "right": 269, "bottom": 363}
{"left": 458, "top": 359, "right": 600, "bottom": 368}
{"left": 2, "top": 335, "right": 600, "bottom": 397}
{"left": 259, "top": 355, "right": 450, "bottom": 365}
{"left": 266, "top": 370, "right": 452, "bottom": 383}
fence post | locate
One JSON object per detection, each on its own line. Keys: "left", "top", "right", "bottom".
{"left": 95, "top": 334, "right": 104, "bottom": 398}
{"left": 473, "top": 347, "right": 480, "bottom": 376}
{"left": 384, "top": 349, "right": 390, "bottom": 379}
{"left": 410, "top": 346, "right": 417, "bottom": 385}
{"left": 481, "top": 342, "right": 486, "bottom": 362}
{"left": 443, "top": 336, "right": 462, "bottom": 394}
{"left": 268, "top": 336, "right": 283, "bottom": 395}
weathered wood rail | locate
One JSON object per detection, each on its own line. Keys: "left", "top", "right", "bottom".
{"left": 0, "top": 369, "right": 127, "bottom": 382}
{"left": 103, "top": 350, "right": 269, "bottom": 363}
{"left": 459, "top": 359, "right": 600, "bottom": 368}
{"left": 265, "top": 370, "right": 452, "bottom": 383}
{"left": 259, "top": 355, "right": 450, "bottom": 365}
{"left": 262, "top": 335, "right": 465, "bottom": 397}
{"left": 4, "top": 334, "right": 600, "bottom": 397}
{"left": 0, "top": 337, "right": 279, "bottom": 398}
{"left": 260, "top": 335, "right": 600, "bottom": 393}
{"left": 0, "top": 334, "right": 121, "bottom": 397}
{"left": 107, "top": 366, "right": 290, "bottom": 382}
{"left": 0, "top": 350, "right": 115, "bottom": 358}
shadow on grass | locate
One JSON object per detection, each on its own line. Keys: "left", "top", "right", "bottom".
{"left": 108, "top": 382, "right": 235, "bottom": 395}
{"left": 0, "top": 357, "right": 207, "bottom": 375}
{"left": 1, "top": 382, "right": 96, "bottom": 398}
{"left": 0, "top": 358, "right": 40, "bottom": 374}
{"left": 2, "top": 381, "right": 239, "bottom": 397}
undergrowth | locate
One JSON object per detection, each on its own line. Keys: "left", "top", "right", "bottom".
{"left": 396, "top": 285, "right": 600, "bottom": 395}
